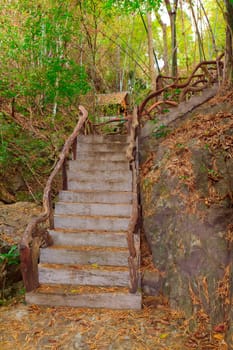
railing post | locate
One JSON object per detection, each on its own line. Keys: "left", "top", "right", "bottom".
{"left": 126, "top": 107, "right": 140, "bottom": 293}
{"left": 20, "top": 239, "right": 40, "bottom": 292}
{"left": 72, "top": 137, "right": 77, "bottom": 160}
{"left": 48, "top": 190, "right": 54, "bottom": 229}
{"left": 62, "top": 158, "right": 68, "bottom": 191}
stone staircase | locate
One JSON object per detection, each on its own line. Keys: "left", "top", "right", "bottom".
{"left": 25, "top": 134, "right": 141, "bottom": 309}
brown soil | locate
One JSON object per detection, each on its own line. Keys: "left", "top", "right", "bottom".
{"left": 0, "top": 295, "right": 228, "bottom": 350}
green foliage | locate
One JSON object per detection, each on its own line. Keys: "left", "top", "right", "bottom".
{"left": 104, "top": 0, "right": 162, "bottom": 13}
{"left": 0, "top": 0, "right": 228, "bottom": 204}
{"left": 0, "top": 1, "right": 90, "bottom": 115}
{"left": 0, "top": 113, "right": 53, "bottom": 203}
{"left": 153, "top": 125, "right": 170, "bottom": 139}
{"left": 0, "top": 245, "right": 20, "bottom": 266}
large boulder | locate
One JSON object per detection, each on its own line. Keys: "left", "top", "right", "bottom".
{"left": 140, "top": 105, "right": 233, "bottom": 333}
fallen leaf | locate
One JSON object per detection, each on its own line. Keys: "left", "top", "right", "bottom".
{"left": 213, "top": 333, "right": 224, "bottom": 340}
{"left": 160, "top": 333, "right": 169, "bottom": 339}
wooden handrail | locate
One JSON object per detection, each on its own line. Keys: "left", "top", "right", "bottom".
{"left": 20, "top": 105, "right": 88, "bottom": 292}
{"left": 126, "top": 107, "right": 140, "bottom": 293}
{"left": 139, "top": 54, "right": 224, "bottom": 119}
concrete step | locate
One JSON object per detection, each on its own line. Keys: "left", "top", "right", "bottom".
{"left": 25, "top": 285, "right": 141, "bottom": 309}
{"left": 67, "top": 169, "right": 131, "bottom": 183}
{"left": 54, "top": 214, "right": 129, "bottom": 231}
{"left": 55, "top": 202, "right": 131, "bottom": 217}
{"left": 69, "top": 159, "right": 129, "bottom": 171}
{"left": 77, "top": 135, "right": 130, "bottom": 144}
{"left": 40, "top": 246, "right": 129, "bottom": 266}
{"left": 77, "top": 152, "right": 127, "bottom": 161}
{"left": 58, "top": 190, "right": 132, "bottom": 204}
{"left": 49, "top": 230, "right": 128, "bottom": 248}
{"left": 25, "top": 133, "right": 142, "bottom": 310}
{"left": 77, "top": 142, "right": 128, "bottom": 153}
{"left": 38, "top": 264, "right": 129, "bottom": 287}
{"left": 68, "top": 179, "right": 131, "bottom": 192}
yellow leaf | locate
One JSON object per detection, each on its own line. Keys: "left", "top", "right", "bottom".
{"left": 160, "top": 333, "right": 169, "bottom": 339}
{"left": 213, "top": 333, "right": 224, "bottom": 340}
{"left": 91, "top": 263, "right": 99, "bottom": 268}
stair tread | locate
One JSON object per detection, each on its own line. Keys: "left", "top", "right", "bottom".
{"left": 77, "top": 135, "right": 130, "bottom": 143}
{"left": 30, "top": 284, "right": 131, "bottom": 294}
{"left": 54, "top": 214, "right": 131, "bottom": 219}
{"left": 49, "top": 228, "right": 128, "bottom": 234}
{"left": 41, "top": 245, "right": 128, "bottom": 252}
{"left": 67, "top": 178, "right": 131, "bottom": 183}
{"left": 59, "top": 190, "right": 132, "bottom": 195}
{"left": 39, "top": 264, "right": 130, "bottom": 287}
{"left": 68, "top": 182, "right": 131, "bottom": 191}
{"left": 58, "top": 190, "right": 132, "bottom": 202}
{"left": 40, "top": 245, "right": 129, "bottom": 266}
{"left": 67, "top": 169, "right": 131, "bottom": 174}
{"left": 60, "top": 189, "right": 131, "bottom": 193}
{"left": 39, "top": 263, "right": 129, "bottom": 271}
{"left": 55, "top": 202, "right": 131, "bottom": 217}
{"left": 26, "top": 287, "right": 141, "bottom": 309}
{"left": 56, "top": 201, "right": 131, "bottom": 206}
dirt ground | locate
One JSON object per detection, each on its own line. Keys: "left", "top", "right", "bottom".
{"left": 0, "top": 295, "right": 228, "bottom": 350}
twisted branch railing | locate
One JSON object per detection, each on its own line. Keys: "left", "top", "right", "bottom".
{"left": 126, "top": 107, "right": 140, "bottom": 293}
{"left": 139, "top": 54, "right": 224, "bottom": 121}
{"left": 20, "top": 106, "right": 88, "bottom": 292}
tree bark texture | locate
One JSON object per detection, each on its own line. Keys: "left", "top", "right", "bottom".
{"left": 146, "top": 12, "right": 157, "bottom": 90}
{"left": 156, "top": 12, "right": 169, "bottom": 75}
{"left": 224, "top": 0, "right": 233, "bottom": 83}
{"left": 164, "top": 0, "right": 178, "bottom": 76}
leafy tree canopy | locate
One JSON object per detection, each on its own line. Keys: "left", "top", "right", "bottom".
{"left": 104, "top": 0, "right": 162, "bottom": 13}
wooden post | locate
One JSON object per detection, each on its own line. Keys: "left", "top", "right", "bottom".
{"left": 20, "top": 238, "right": 41, "bottom": 292}
{"left": 48, "top": 191, "right": 54, "bottom": 229}
{"left": 72, "top": 138, "right": 77, "bottom": 160}
{"left": 62, "top": 158, "right": 68, "bottom": 190}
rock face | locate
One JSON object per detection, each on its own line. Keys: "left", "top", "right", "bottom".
{"left": 0, "top": 202, "right": 42, "bottom": 244}
{"left": 0, "top": 202, "right": 42, "bottom": 301}
{"left": 140, "top": 102, "right": 233, "bottom": 328}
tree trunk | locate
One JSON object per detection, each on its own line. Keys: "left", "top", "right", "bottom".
{"left": 224, "top": 0, "right": 233, "bottom": 83}
{"left": 170, "top": 11, "right": 177, "bottom": 76}
{"left": 188, "top": 0, "right": 206, "bottom": 62}
{"left": 164, "top": 0, "right": 178, "bottom": 77}
{"left": 147, "top": 12, "right": 157, "bottom": 90}
{"left": 180, "top": 0, "right": 189, "bottom": 72}
{"left": 199, "top": 0, "right": 218, "bottom": 57}
{"left": 156, "top": 13, "right": 169, "bottom": 75}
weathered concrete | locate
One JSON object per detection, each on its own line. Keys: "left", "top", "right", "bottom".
{"left": 40, "top": 246, "right": 129, "bottom": 266}
{"left": 54, "top": 214, "right": 129, "bottom": 231}
{"left": 55, "top": 202, "right": 132, "bottom": 217}
{"left": 26, "top": 290, "right": 141, "bottom": 310}
{"left": 59, "top": 190, "right": 132, "bottom": 204}
{"left": 67, "top": 169, "right": 131, "bottom": 182}
{"left": 39, "top": 264, "right": 129, "bottom": 286}
{"left": 30, "top": 133, "right": 141, "bottom": 310}
{"left": 49, "top": 230, "right": 128, "bottom": 248}
{"left": 68, "top": 179, "right": 131, "bottom": 192}
{"left": 77, "top": 134, "right": 130, "bottom": 144}
{"left": 77, "top": 142, "right": 128, "bottom": 153}
{"left": 69, "top": 159, "right": 129, "bottom": 171}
